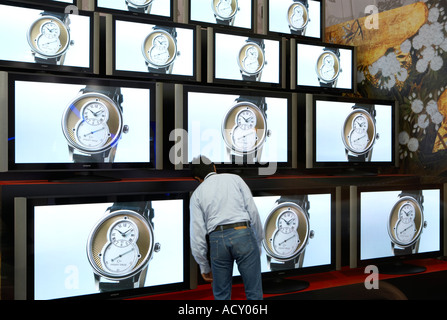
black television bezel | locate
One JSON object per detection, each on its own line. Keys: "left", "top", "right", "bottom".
{"left": 187, "top": 0, "right": 256, "bottom": 33}
{"left": 293, "top": 39, "right": 356, "bottom": 94}
{"left": 350, "top": 184, "right": 445, "bottom": 271}
{"left": 178, "top": 84, "right": 295, "bottom": 172}
{"left": 8, "top": 0, "right": 78, "bottom": 8}
{"left": 306, "top": 93, "right": 398, "bottom": 171}
{"left": 0, "top": 1, "right": 96, "bottom": 75}
{"left": 6, "top": 72, "right": 158, "bottom": 173}
{"left": 16, "top": 191, "right": 190, "bottom": 300}
{"left": 264, "top": 0, "right": 324, "bottom": 41}
{"left": 239, "top": 187, "right": 338, "bottom": 287}
{"left": 93, "top": 0, "right": 174, "bottom": 21}
{"left": 207, "top": 27, "right": 286, "bottom": 89}
{"left": 107, "top": 13, "right": 200, "bottom": 82}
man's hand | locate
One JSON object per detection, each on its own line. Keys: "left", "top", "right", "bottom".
{"left": 202, "top": 272, "right": 213, "bottom": 282}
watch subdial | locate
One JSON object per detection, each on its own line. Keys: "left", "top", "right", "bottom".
{"left": 316, "top": 51, "right": 340, "bottom": 83}
{"left": 277, "top": 209, "right": 299, "bottom": 234}
{"left": 74, "top": 121, "right": 110, "bottom": 149}
{"left": 100, "top": 243, "right": 141, "bottom": 275}
{"left": 271, "top": 230, "right": 300, "bottom": 257}
{"left": 288, "top": 3, "right": 309, "bottom": 30}
{"left": 236, "top": 108, "right": 257, "bottom": 130}
{"left": 110, "top": 217, "right": 139, "bottom": 248}
{"left": 81, "top": 100, "right": 110, "bottom": 126}
{"left": 231, "top": 127, "right": 258, "bottom": 152}
{"left": 394, "top": 221, "right": 416, "bottom": 244}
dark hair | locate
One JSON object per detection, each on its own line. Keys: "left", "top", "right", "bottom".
{"left": 190, "top": 155, "right": 215, "bottom": 180}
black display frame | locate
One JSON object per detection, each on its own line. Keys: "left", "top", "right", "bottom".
{"left": 15, "top": 191, "right": 191, "bottom": 300}
{"left": 106, "top": 13, "right": 200, "bottom": 82}
{"left": 6, "top": 72, "right": 159, "bottom": 174}
{"left": 177, "top": 84, "right": 295, "bottom": 172}
{"left": 207, "top": 27, "right": 286, "bottom": 89}
{"left": 306, "top": 93, "right": 399, "bottom": 172}
{"left": 0, "top": 1, "right": 96, "bottom": 75}
{"left": 350, "top": 184, "right": 445, "bottom": 275}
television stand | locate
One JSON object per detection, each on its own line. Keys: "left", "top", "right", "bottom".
{"left": 378, "top": 261, "right": 426, "bottom": 275}
{"left": 262, "top": 277, "right": 309, "bottom": 294}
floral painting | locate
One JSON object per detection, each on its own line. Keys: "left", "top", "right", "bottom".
{"left": 326, "top": 0, "right": 447, "bottom": 176}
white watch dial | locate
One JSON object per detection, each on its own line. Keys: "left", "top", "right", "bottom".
{"left": 101, "top": 243, "right": 141, "bottom": 275}
{"left": 272, "top": 230, "right": 300, "bottom": 257}
{"left": 216, "top": 0, "right": 233, "bottom": 18}
{"left": 110, "top": 218, "right": 139, "bottom": 248}
{"left": 149, "top": 34, "right": 171, "bottom": 65}
{"left": 75, "top": 121, "right": 110, "bottom": 149}
{"left": 82, "top": 101, "right": 109, "bottom": 126}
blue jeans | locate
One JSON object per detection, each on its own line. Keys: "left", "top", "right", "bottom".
{"left": 208, "top": 227, "right": 263, "bottom": 300}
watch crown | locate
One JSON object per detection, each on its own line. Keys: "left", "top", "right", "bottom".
{"left": 310, "top": 230, "right": 315, "bottom": 239}
{"left": 123, "top": 125, "right": 129, "bottom": 134}
{"left": 154, "top": 242, "right": 161, "bottom": 253}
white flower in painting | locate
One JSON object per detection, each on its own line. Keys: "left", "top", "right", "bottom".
{"left": 407, "top": 137, "right": 419, "bottom": 152}
{"left": 401, "top": 39, "right": 412, "bottom": 54}
{"left": 429, "top": 7, "right": 440, "bottom": 23}
{"left": 399, "top": 131, "right": 410, "bottom": 145}
{"left": 411, "top": 99, "right": 424, "bottom": 114}
{"left": 368, "top": 52, "right": 408, "bottom": 89}
{"left": 417, "top": 114, "right": 430, "bottom": 131}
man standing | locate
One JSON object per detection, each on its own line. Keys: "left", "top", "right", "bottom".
{"left": 189, "top": 156, "right": 263, "bottom": 300}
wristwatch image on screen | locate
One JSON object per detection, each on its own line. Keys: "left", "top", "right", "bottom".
{"left": 238, "top": 38, "right": 265, "bottom": 82}
{"left": 27, "top": 11, "right": 74, "bottom": 65}
{"left": 387, "top": 191, "right": 427, "bottom": 256}
{"left": 87, "top": 201, "right": 161, "bottom": 292}
{"left": 341, "top": 104, "right": 379, "bottom": 162}
{"left": 316, "top": 47, "right": 341, "bottom": 88}
{"left": 287, "top": 0, "right": 310, "bottom": 35}
{"left": 212, "top": 0, "right": 239, "bottom": 26}
{"left": 125, "top": 0, "right": 154, "bottom": 14}
{"left": 221, "top": 96, "right": 271, "bottom": 163}
{"left": 61, "top": 86, "right": 129, "bottom": 163}
{"left": 142, "top": 26, "right": 178, "bottom": 74}
{"left": 263, "top": 195, "right": 314, "bottom": 270}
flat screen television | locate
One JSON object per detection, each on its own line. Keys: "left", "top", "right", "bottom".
{"left": 1, "top": 72, "right": 162, "bottom": 174}
{"left": 292, "top": 40, "right": 355, "bottom": 93}
{"left": 263, "top": 0, "right": 323, "bottom": 41}
{"left": 306, "top": 94, "right": 398, "bottom": 172}
{"left": 94, "top": 0, "right": 173, "bottom": 20}
{"left": 231, "top": 189, "right": 337, "bottom": 294}
{"left": 14, "top": 193, "right": 189, "bottom": 300}
{"left": 207, "top": 27, "right": 285, "bottom": 88}
{"left": 10, "top": 0, "right": 80, "bottom": 7}
{"left": 187, "top": 0, "right": 255, "bottom": 32}
{"left": 106, "top": 14, "right": 200, "bottom": 82}
{"left": 350, "top": 185, "right": 444, "bottom": 274}
{"left": 0, "top": 2, "right": 96, "bottom": 74}
{"left": 174, "top": 84, "right": 295, "bottom": 173}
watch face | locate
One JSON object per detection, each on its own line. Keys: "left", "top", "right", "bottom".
{"left": 342, "top": 109, "right": 377, "bottom": 155}
{"left": 212, "top": 0, "right": 238, "bottom": 20}
{"left": 238, "top": 42, "right": 265, "bottom": 75}
{"left": 28, "top": 16, "right": 70, "bottom": 57}
{"left": 222, "top": 102, "right": 267, "bottom": 155}
{"left": 287, "top": 2, "right": 309, "bottom": 31}
{"left": 142, "top": 29, "right": 177, "bottom": 68}
{"left": 263, "top": 202, "right": 310, "bottom": 261}
{"left": 87, "top": 209, "right": 154, "bottom": 280}
{"left": 316, "top": 50, "right": 340, "bottom": 83}
{"left": 62, "top": 91, "right": 124, "bottom": 154}
{"left": 388, "top": 196, "right": 424, "bottom": 247}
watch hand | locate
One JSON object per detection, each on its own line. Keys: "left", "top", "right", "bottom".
{"left": 279, "top": 234, "right": 297, "bottom": 246}
{"left": 111, "top": 248, "right": 135, "bottom": 262}
{"left": 83, "top": 128, "right": 105, "bottom": 137}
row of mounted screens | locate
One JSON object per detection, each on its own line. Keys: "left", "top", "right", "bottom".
{"left": 0, "top": 2, "right": 353, "bottom": 92}
{"left": 15, "top": 184, "right": 444, "bottom": 300}
{"left": 0, "top": 72, "right": 396, "bottom": 172}
{"left": 11, "top": 0, "right": 324, "bottom": 39}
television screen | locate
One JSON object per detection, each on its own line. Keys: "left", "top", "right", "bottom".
{"left": 295, "top": 42, "right": 354, "bottom": 92}
{"left": 231, "top": 190, "right": 335, "bottom": 293}
{"left": 0, "top": 3, "right": 94, "bottom": 73}
{"left": 307, "top": 95, "right": 397, "bottom": 168}
{"left": 6, "top": 72, "right": 158, "bottom": 171}
{"left": 209, "top": 29, "right": 283, "bottom": 87}
{"left": 266, "top": 0, "right": 323, "bottom": 40}
{"left": 178, "top": 85, "right": 291, "bottom": 168}
{"left": 109, "top": 16, "right": 198, "bottom": 80}
{"left": 351, "top": 185, "right": 443, "bottom": 274}
{"left": 15, "top": 195, "right": 187, "bottom": 300}
{"left": 11, "top": 0, "right": 77, "bottom": 6}
{"left": 95, "top": 0, "right": 172, "bottom": 20}
{"left": 189, "top": 0, "right": 254, "bottom": 31}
